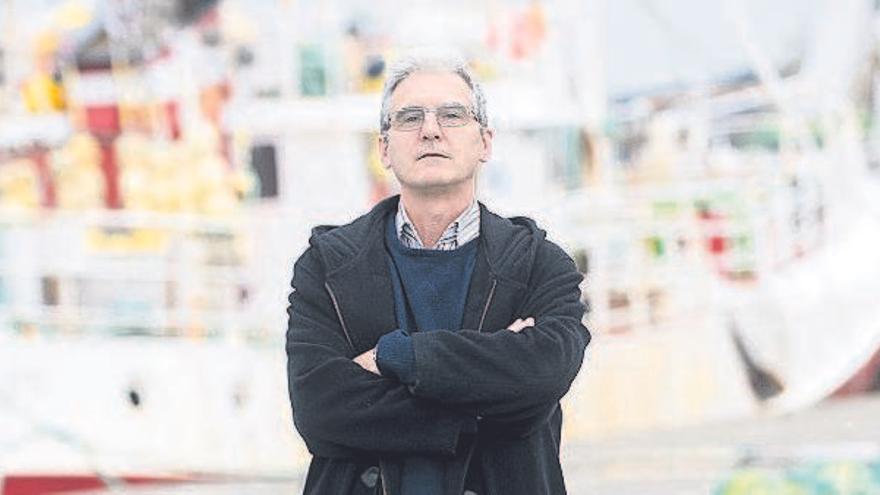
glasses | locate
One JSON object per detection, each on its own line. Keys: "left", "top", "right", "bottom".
{"left": 389, "top": 104, "right": 477, "bottom": 131}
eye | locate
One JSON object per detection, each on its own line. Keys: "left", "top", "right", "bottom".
{"left": 396, "top": 109, "right": 423, "bottom": 124}
{"left": 439, "top": 106, "right": 467, "bottom": 120}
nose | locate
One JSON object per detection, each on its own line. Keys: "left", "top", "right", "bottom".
{"left": 419, "top": 112, "right": 442, "bottom": 142}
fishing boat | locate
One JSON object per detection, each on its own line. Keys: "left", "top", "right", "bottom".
{"left": 2, "top": 1, "right": 879, "bottom": 494}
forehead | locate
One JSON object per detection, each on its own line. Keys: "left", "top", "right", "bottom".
{"left": 390, "top": 71, "right": 473, "bottom": 109}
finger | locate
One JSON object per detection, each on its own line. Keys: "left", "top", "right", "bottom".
{"left": 353, "top": 354, "right": 366, "bottom": 368}
{"left": 509, "top": 318, "right": 536, "bottom": 333}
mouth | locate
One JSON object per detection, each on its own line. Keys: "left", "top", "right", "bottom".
{"left": 417, "top": 152, "right": 450, "bottom": 161}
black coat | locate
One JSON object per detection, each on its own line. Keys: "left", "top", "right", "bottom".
{"left": 286, "top": 196, "right": 590, "bottom": 495}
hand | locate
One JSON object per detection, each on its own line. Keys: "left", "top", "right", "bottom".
{"left": 506, "top": 317, "right": 535, "bottom": 333}
{"left": 353, "top": 347, "right": 381, "bottom": 375}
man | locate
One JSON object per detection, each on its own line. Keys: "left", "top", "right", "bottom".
{"left": 286, "top": 51, "right": 590, "bottom": 495}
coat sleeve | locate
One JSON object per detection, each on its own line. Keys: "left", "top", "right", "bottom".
{"left": 407, "top": 240, "right": 590, "bottom": 419}
{"left": 286, "top": 246, "right": 474, "bottom": 458}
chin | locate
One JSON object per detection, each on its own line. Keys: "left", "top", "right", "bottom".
{"left": 407, "top": 175, "right": 472, "bottom": 193}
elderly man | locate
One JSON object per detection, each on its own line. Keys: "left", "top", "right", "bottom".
{"left": 286, "top": 51, "right": 590, "bottom": 495}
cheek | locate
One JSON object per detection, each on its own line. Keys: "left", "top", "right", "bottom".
{"left": 390, "top": 141, "right": 414, "bottom": 163}
{"left": 461, "top": 134, "right": 486, "bottom": 159}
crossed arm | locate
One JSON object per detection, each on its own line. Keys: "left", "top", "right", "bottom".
{"left": 352, "top": 317, "right": 535, "bottom": 374}
{"left": 286, "top": 242, "right": 589, "bottom": 458}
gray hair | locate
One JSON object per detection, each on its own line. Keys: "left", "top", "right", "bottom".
{"left": 379, "top": 51, "right": 489, "bottom": 134}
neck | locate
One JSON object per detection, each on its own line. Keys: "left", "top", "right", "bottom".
{"left": 399, "top": 186, "right": 475, "bottom": 248}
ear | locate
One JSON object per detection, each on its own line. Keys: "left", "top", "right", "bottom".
{"left": 478, "top": 128, "right": 494, "bottom": 163}
{"left": 378, "top": 134, "right": 392, "bottom": 169}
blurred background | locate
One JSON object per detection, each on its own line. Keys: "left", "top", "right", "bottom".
{"left": 0, "top": 0, "right": 879, "bottom": 493}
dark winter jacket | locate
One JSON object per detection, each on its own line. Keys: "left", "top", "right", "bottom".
{"left": 286, "top": 195, "right": 590, "bottom": 495}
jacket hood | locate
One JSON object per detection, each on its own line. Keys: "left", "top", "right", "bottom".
{"left": 308, "top": 195, "right": 544, "bottom": 287}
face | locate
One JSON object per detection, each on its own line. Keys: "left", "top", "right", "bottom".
{"left": 379, "top": 71, "right": 493, "bottom": 195}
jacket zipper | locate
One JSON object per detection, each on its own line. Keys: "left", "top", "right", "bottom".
{"left": 326, "top": 280, "right": 387, "bottom": 493}
{"left": 469, "top": 276, "right": 497, "bottom": 480}
{"left": 379, "top": 464, "right": 389, "bottom": 495}
{"left": 477, "top": 278, "right": 497, "bottom": 332}
{"left": 324, "top": 282, "right": 355, "bottom": 351}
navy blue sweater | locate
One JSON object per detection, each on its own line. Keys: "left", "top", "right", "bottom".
{"left": 377, "top": 214, "right": 478, "bottom": 495}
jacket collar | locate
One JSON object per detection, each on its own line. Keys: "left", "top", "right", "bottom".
{"left": 311, "top": 195, "right": 540, "bottom": 286}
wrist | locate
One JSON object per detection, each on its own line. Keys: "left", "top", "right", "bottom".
{"left": 376, "top": 329, "right": 416, "bottom": 384}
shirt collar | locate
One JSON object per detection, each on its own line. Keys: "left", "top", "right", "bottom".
{"left": 395, "top": 198, "right": 480, "bottom": 250}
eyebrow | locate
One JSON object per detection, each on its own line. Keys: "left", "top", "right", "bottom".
{"left": 396, "top": 103, "right": 468, "bottom": 111}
